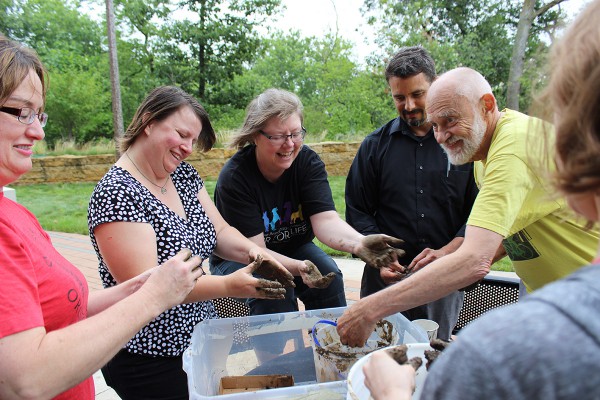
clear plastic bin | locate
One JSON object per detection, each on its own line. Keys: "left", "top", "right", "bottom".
{"left": 183, "top": 306, "right": 427, "bottom": 399}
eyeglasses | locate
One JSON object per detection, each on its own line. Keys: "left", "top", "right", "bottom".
{"left": 0, "top": 106, "right": 48, "bottom": 127}
{"left": 259, "top": 127, "right": 306, "bottom": 145}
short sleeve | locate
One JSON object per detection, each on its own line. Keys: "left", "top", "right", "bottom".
{"left": 468, "top": 154, "right": 558, "bottom": 237}
{"left": 88, "top": 171, "right": 152, "bottom": 233}
{"left": 215, "top": 168, "right": 264, "bottom": 238}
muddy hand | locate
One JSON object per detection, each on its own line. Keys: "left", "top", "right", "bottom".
{"left": 363, "top": 352, "right": 417, "bottom": 399}
{"left": 144, "top": 248, "right": 204, "bottom": 310}
{"left": 255, "top": 278, "right": 286, "bottom": 299}
{"left": 380, "top": 263, "right": 412, "bottom": 285}
{"left": 385, "top": 345, "right": 423, "bottom": 371}
{"left": 300, "top": 260, "right": 336, "bottom": 289}
{"left": 425, "top": 338, "right": 451, "bottom": 370}
{"left": 385, "top": 345, "right": 408, "bottom": 364}
{"left": 337, "top": 304, "right": 376, "bottom": 347}
{"left": 251, "top": 254, "right": 295, "bottom": 288}
{"left": 356, "top": 234, "right": 406, "bottom": 269}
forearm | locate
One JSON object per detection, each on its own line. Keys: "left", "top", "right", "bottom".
{"left": 258, "top": 247, "right": 305, "bottom": 275}
{"left": 367, "top": 250, "right": 490, "bottom": 323}
{"left": 213, "top": 226, "right": 262, "bottom": 264}
{"left": 2, "top": 287, "right": 165, "bottom": 399}
{"left": 87, "top": 278, "right": 143, "bottom": 317}
{"left": 184, "top": 275, "right": 230, "bottom": 301}
{"left": 438, "top": 236, "right": 464, "bottom": 255}
{"left": 493, "top": 243, "right": 507, "bottom": 263}
{"left": 313, "top": 213, "right": 363, "bottom": 254}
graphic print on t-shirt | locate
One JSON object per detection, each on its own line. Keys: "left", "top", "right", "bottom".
{"left": 263, "top": 202, "right": 307, "bottom": 244}
{"left": 503, "top": 229, "right": 540, "bottom": 261}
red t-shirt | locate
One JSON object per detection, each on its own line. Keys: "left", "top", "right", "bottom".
{"left": 0, "top": 192, "right": 93, "bottom": 399}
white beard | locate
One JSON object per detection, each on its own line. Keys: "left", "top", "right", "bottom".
{"left": 443, "top": 113, "right": 486, "bottom": 165}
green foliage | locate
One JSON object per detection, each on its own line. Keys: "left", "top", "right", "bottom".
{"left": 361, "top": 0, "right": 565, "bottom": 110}
{"left": 0, "top": 0, "right": 568, "bottom": 148}
{"left": 1, "top": 0, "right": 104, "bottom": 58}
{"left": 1, "top": 0, "right": 111, "bottom": 146}
{"left": 217, "top": 31, "right": 394, "bottom": 139}
{"left": 44, "top": 68, "right": 113, "bottom": 143}
{"left": 171, "top": 0, "right": 282, "bottom": 101}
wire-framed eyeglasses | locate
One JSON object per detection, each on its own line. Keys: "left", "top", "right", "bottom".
{"left": 259, "top": 127, "right": 306, "bottom": 145}
{"left": 0, "top": 106, "right": 48, "bottom": 127}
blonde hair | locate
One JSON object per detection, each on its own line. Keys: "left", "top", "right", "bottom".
{"left": 229, "top": 88, "right": 303, "bottom": 149}
{"left": 0, "top": 35, "right": 47, "bottom": 108}
{"left": 541, "top": 0, "right": 600, "bottom": 196}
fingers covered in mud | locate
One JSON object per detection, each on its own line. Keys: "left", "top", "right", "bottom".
{"left": 425, "top": 338, "right": 451, "bottom": 370}
{"left": 250, "top": 254, "right": 295, "bottom": 288}
{"left": 385, "top": 344, "right": 408, "bottom": 364}
{"left": 384, "top": 345, "right": 423, "bottom": 372}
{"left": 301, "top": 260, "right": 335, "bottom": 289}
{"left": 406, "top": 357, "right": 423, "bottom": 371}
{"left": 255, "top": 278, "right": 287, "bottom": 299}
{"left": 357, "top": 234, "right": 406, "bottom": 269}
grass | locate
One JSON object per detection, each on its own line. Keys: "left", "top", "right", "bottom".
{"left": 14, "top": 177, "right": 513, "bottom": 271}
{"left": 33, "top": 138, "right": 117, "bottom": 157}
{"left": 16, "top": 182, "right": 96, "bottom": 235}
{"left": 491, "top": 256, "right": 514, "bottom": 272}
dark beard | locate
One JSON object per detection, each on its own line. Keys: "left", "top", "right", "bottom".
{"left": 402, "top": 109, "right": 426, "bottom": 127}
{"left": 406, "top": 118, "right": 426, "bottom": 127}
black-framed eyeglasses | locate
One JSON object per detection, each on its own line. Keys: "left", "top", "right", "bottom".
{"left": 0, "top": 106, "right": 48, "bottom": 127}
{"left": 259, "top": 127, "right": 306, "bottom": 145}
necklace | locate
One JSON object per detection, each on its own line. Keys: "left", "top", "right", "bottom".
{"left": 125, "top": 151, "right": 170, "bottom": 195}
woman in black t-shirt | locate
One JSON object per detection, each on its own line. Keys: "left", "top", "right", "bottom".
{"left": 209, "top": 89, "right": 405, "bottom": 359}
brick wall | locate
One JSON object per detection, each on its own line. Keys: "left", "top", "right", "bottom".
{"left": 14, "top": 142, "right": 361, "bottom": 185}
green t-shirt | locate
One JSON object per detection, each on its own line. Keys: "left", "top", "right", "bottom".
{"left": 468, "top": 109, "right": 598, "bottom": 292}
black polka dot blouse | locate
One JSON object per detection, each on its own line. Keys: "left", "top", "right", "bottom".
{"left": 88, "top": 161, "right": 218, "bottom": 357}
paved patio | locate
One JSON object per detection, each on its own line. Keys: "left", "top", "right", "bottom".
{"left": 48, "top": 231, "right": 364, "bottom": 399}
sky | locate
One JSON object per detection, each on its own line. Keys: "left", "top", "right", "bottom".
{"left": 271, "top": 0, "right": 375, "bottom": 63}
{"left": 90, "top": 0, "right": 593, "bottom": 64}
{"left": 272, "top": 0, "right": 593, "bottom": 63}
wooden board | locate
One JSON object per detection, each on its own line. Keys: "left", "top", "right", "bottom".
{"left": 219, "top": 375, "right": 295, "bottom": 394}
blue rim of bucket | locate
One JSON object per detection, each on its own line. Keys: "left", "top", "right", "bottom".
{"left": 311, "top": 319, "right": 337, "bottom": 348}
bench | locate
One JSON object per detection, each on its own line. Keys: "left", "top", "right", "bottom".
{"left": 213, "top": 273, "right": 522, "bottom": 336}
{"left": 453, "top": 273, "right": 520, "bottom": 333}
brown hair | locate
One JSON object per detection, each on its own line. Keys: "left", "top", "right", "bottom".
{"left": 0, "top": 35, "right": 47, "bottom": 108}
{"left": 385, "top": 46, "right": 436, "bottom": 83}
{"left": 119, "top": 86, "right": 216, "bottom": 154}
{"left": 542, "top": 0, "right": 600, "bottom": 196}
{"left": 229, "top": 88, "right": 303, "bottom": 149}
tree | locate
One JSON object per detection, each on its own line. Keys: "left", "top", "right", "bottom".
{"left": 216, "top": 31, "right": 393, "bottom": 139}
{"left": 106, "top": 0, "right": 124, "bottom": 157}
{"left": 171, "top": 0, "right": 282, "bottom": 101}
{"left": 0, "top": 0, "right": 112, "bottom": 145}
{"left": 506, "top": 0, "right": 566, "bottom": 110}
{"left": 360, "top": 0, "right": 567, "bottom": 111}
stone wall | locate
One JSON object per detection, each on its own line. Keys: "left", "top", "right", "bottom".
{"left": 14, "top": 142, "right": 361, "bottom": 185}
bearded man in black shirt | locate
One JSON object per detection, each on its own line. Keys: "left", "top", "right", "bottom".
{"left": 345, "top": 46, "right": 479, "bottom": 340}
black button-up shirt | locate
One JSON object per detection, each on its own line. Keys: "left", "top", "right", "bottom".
{"left": 346, "top": 117, "right": 479, "bottom": 273}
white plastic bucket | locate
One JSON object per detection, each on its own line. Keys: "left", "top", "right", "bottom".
{"left": 309, "top": 319, "right": 399, "bottom": 383}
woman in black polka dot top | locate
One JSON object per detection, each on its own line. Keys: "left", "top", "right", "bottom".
{"left": 87, "top": 86, "right": 293, "bottom": 400}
